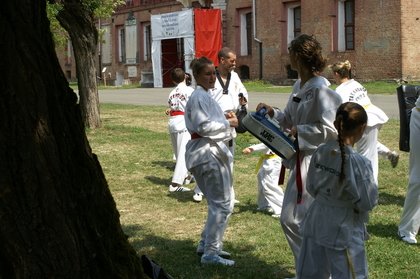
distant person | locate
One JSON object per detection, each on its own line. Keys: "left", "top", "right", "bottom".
{"left": 166, "top": 68, "right": 194, "bottom": 192}
{"left": 330, "top": 60, "right": 399, "bottom": 184}
{"left": 185, "top": 57, "right": 238, "bottom": 266}
{"left": 242, "top": 143, "right": 284, "bottom": 218}
{"left": 398, "top": 94, "right": 420, "bottom": 244}
{"left": 297, "top": 102, "right": 378, "bottom": 279}
{"left": 193, "top": 47, "right": 248, "bottom": 204}
{"left": 257, "top": 34, "right": 342, "bottom": 275}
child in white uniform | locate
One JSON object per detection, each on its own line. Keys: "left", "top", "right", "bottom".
{"left": 185, "top": 57, "right": 238, "bottom": 266}
{"left": 398, "top": 94, "right": 420, "bottom": 244}
{"left": 242, "top": 143, "right": 284, "bottom": 218}
{"left": 330, "top": 60, "right": 399, "bottom": 182}
{"left": 297, "top": 102, "right": 378, "bottom": 279}
{"left": 166, "top": 68, "right": 195, "bottom": 192}
{"left": 257, "top": 34, "right": 342, "bottom": 272}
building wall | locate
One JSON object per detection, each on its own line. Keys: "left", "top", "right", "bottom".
{"left": 56, "top": 0, "right": 420, "bottom": 85}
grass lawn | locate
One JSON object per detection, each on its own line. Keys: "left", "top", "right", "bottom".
{"left": 87, "top": 104, "right": 419, "bottom": 279}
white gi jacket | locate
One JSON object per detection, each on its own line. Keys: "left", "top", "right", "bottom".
{"left": 185, "top": 85, "right": 232, "bottom": 170}
{"left": 210, "top": 71, "right": 248, "bottom": 140}
{"left": 167, "top": 81, "right": 194, "bottom": 133}
{"left": 302, "top": 140, "right": 378, "bottom": 250}
{"left": 336, "top": 79, "right": 388, "bottom": 127}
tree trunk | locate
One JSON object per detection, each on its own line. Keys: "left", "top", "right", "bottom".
{"left": 0, "top": 1, "right": 144, "bottom": 278}
{"left": 57, "top": 1, "right": 102, "bottom": 129}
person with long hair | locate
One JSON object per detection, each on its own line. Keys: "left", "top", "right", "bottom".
{"left": 257, "top": 34, "right": 342, "bottom": 276}
{"left": 184, "top": 57, "right": 238, "bottom": 266}
{"left": 297, "top": 102, "right": 378, "bottom": 279}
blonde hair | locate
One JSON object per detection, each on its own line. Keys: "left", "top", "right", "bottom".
{"left": 330, "top": 60, "right": 352, "bottom": 79}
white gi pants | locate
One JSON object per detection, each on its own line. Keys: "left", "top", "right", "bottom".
{"left": 170, "top": 130, "right": 190, "bottom": 185}
{"left": 280, "top": 153, "right": 314, "bottom": 268}
{"left": 191, "top": 144, "right": 234, "bottom": 255}
{"left": 399, "top": 108, "right": 420, "bottom": 240}
{"left": 257, "top": 155, "right": 284, "bottom": 215}
{"left": 297, "top": 230, "right": 367, "bottom": 279}
{"left": 355, "top": 125, "right": 380, "bottom": 184}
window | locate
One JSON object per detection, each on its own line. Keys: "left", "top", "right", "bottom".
{"left": 344, "top": 0, "right": 355, "bottom": 50}
{"left": 143, "top": 23, "right": 151, "bottom": 61}
{"left": 117, "top": 26, "right": 126, "bottom": 63}
{"left": 287, "top": 3, "right": 301, "bottom": 45}
{"left": 239, "top": 10, "right": 252, "bottom": 56}
{"left": 125, "top": 15, "right": 138, "bottom": 64}
{"left": 101, "top": 25, "right": 112, "bottom": 65}
{"left": 337, "top": 0, "right": 354, "bottom": 51}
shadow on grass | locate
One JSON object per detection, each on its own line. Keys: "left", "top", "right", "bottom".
{"left": 367, "top": 223, "right": 399, "bottom": 239}
{"left": 144, "top": 175, "right": 171, "bottom": 186}
{"left": 377, "top": 192, "right": 405, "bottom": 206}
{"left": 122, "top": 224, "right": 295, "bottom": 279}
{"left": 152, "top": 160, "right": 175, "bottom": 171}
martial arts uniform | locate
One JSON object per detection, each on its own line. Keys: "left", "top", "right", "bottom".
{"left": 194, "top": 70, "right": 248, "bottom": 198}
{"left": 297, "top": 140, "right": 378, "bottom": 279}
{"left": 398, "top": 96, "right": 420, "bottom": 243}
{"left": 335, "top": 79, "right": 388, "bottom": 183}
{"left": 248, "top": 143, "right": 284, "bottom": 216}
{"left": 167, "top": 81, "right": 194, "bottom": 185}
{"left": 184, "top": 85, "right": 235, "bottom": 256}
{"left": 272, "top": 76, "right": 342, "bottom": 267}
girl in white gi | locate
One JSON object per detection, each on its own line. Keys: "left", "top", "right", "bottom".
{"left": 398, "top": 94, "right": 420, "bottom": 244}
{"left": 257, "top": 34, "right": 342, "bottom": 274}
{"left": 297, "top": 102, "right": 378, "bottom": 279}
{"left": 330, "top": 60, "right": 399, "bottom": 183}
{"left": 242, "top": 143, "right": 284, "bottom": 218}
{"left": 192, "top": 47, "right": 248, "bottom": 203}
{"left": 184, "top": 57, "right": 238, "bottom": 266}
{"left": 166, "top": 68, "right": 194, "bottom": 192}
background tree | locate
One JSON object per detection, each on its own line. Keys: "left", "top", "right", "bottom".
{"left": 0, "top": 0, "right": 144, "bottom": 277}
{"left": 48, "top": 0, "right": 123, "bottom": 129}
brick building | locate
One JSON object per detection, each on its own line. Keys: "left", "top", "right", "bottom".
{"left": 57, "top": 0, "right": 420, "bottom": 86}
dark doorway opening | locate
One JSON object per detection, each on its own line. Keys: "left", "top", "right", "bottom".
{"left": 161, "top": 38, "right": 184, "bottom": 87}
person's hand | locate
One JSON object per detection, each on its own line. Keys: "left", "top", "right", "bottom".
{"left": 256, "top": 103, "right": 274, "bottom": 117}
{"left": 290, "top": 126, "right": 297, "bottom": 136}
{"left": 242, "top": 147, "right": 253, "bottom": 154}
{"left": 239, "top": 94, "right": 248, "bottom": 106}
{"left": 226, "top": 111, "right": 238, "bottom": 127}
{"left": 165, "top": 109, "right": 170, "bottom": 115}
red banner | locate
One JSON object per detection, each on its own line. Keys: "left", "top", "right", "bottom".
{"left": 194, "top": 9, "right": 222, "bottom": 66}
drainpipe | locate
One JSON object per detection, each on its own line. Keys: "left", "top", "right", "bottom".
{"left": 253, "top": 0, "right": 262, "bottom": 80}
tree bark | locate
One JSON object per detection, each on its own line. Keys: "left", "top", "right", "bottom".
{"left": 56, "top": 1, "right": 102, "bottom": 129}
{"left": 0, "top": 1, "right": 144, "bottom": 278}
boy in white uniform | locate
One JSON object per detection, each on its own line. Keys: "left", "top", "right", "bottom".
{"left": 185, "top": 57, "right": 238, "bottom": 266}
{"left": 242, "top": 143, "right": 284, "bottom": 218}
{"left": 297, "top": 102, "right": 378, "bottom": 279}
{"left": 193, "top": 47, "right": 248, "bottom": 203}
{"left": 331, "top": 60, "right": 399, "bottom": 183}
{"left": 166, "top": 68, "right": 194, "bottom": 192}
{"left": 398, "top": 95, "right": 420, "bottom": 244}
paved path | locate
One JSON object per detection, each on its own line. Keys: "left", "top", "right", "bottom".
{"left": 99, "top": 88, "right": 400, "bottom": 119}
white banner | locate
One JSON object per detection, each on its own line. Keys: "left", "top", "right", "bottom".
{"left": 151, "top": 9, "right": 194, "bottom": 40}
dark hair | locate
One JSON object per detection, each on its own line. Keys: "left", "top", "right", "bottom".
{"left": 330, "top": 60, "right": 352, "bottom": 79}
{"left": 190, "top": 57, "right": 214, "bottom": 80}
{"left": 335, "top": 102, "right": 368, "bottom": 182}
{"left": 171, "top": 68, "right": 186, "bottom": 84}
{"left": 217, "top": 47, "right": 235, "bottom": 61}
{"left": 289, "top": 34, "right": 327, "bottom": 73}
{"left": 185, "top": 72, "right": 192, "bottom": 86}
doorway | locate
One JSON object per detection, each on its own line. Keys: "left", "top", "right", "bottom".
{"left": 161, "top": 38, "right": 184, "bottom": 87}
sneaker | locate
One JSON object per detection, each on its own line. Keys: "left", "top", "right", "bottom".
{"left": 271, "top": 213, "right": 281, "bottom": 218}
{"left": 197, "top": 248, "right": 231, "bottom": 259}
{"left": 234, "top": 199, "right": 240, "bottom": 204}
{"left": 193, "top": 193, "right": 203, "bottom": 202}
{"left": 388, "top": 151, "right": 399, "bottom": 168}
{"left": 184, "top": 175, "right": 195, "bottom": 185}
{"left": 201, "top": 254, "right": 235, "bottom": 266}
{"left": 168, "top": 185, "right": 191, "bottom": 192}
{"left": 398, "top": 232, "right": 417, "bottom": 244}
